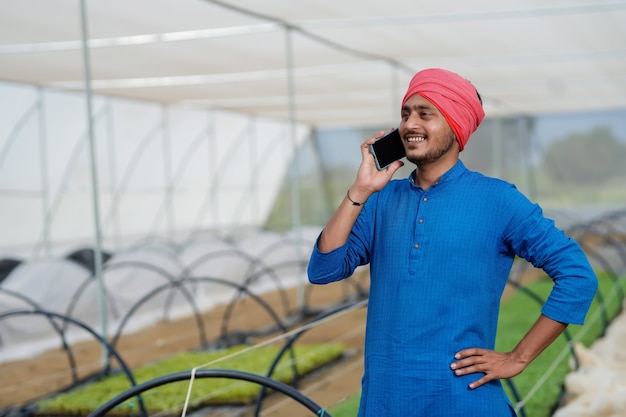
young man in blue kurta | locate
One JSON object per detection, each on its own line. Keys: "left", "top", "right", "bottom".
{"left": 307, "top": 68, "right": 598, "bottom": 416}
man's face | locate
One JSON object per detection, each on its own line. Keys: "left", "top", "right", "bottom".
{"left": 399, "top": 94, "right": 458, "bottom": 167}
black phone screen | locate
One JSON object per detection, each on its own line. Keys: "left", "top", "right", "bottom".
{"left": 369, "top": 129, "right": 405, "bottom": 170}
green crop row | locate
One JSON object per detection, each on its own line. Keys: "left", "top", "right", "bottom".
{"left": 36, "top": 342, "right": 345, "bottom": 416}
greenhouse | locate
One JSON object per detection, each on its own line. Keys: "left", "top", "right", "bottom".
{"left": 1, "top": 1, "right": 626, "bottom": 417}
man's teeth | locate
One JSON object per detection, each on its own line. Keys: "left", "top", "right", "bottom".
{"left": 407, "top": 136, "right": 425, "bottom": 143}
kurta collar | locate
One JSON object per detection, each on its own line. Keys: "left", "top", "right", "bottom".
{"left": 408, "top": 159, "right": 467, "bottom": 188}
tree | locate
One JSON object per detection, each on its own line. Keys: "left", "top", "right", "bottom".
{"left": 541, "top": 126, "right": 626, "bottom": 185}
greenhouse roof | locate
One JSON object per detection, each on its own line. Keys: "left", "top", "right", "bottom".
{"left": 1, "top": 0, "right": 625, "bottom": 127}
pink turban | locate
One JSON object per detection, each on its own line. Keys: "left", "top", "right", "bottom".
{"left": 401, "top": 68, "right": 485, "bottom": 151}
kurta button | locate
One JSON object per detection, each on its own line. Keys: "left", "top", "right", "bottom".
{"left": 423, "top": 197, "right": 428, "bottom": 202}
{"left": 414, "top": 244, "right": 419, "bottom": 248}
{"left": 419, "top": 219, "right": 424, "bottom": 223}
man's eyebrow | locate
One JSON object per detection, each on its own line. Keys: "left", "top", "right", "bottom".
{"left": 401, "top": 103, "right": 435, "bottom": 111}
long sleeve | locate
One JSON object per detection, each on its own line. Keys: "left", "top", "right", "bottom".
{"left": 307, "top": 196, "right": 375, "bottom": 284}
{"left": 501, "top": 190, "right": 598, "bottom": 325}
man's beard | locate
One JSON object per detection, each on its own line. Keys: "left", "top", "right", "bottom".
{"left": 407, "top": 130, "right": 457, "bottom": 167}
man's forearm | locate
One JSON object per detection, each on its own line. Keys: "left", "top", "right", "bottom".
{"left": 511, "top": 314, "right": 568, "bottom": 365}
{"left": 317, "top": 189, "right": 367, "bottom": 253}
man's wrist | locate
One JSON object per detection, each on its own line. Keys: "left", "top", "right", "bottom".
{"left": 346, "top": 187, "right": 371, "bottom": 206}
{"left": 346, "top": 190, "right": 365, "bottom": 206}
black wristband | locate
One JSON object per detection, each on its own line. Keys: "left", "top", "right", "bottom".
{"left": 346, "top": 190, "right": 364, "bottom": 206}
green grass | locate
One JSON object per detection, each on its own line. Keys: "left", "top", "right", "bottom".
{"left": 36, "top": 343, "right": 345, "bottom": 416}
{"left": 327, "top": 272, "right": 625, "bottom": 417}
{"left": 327, "top": 392, "right": 361, "bottom": 416}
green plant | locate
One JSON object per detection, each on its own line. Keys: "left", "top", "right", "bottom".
{"left": 36, "top": 343, "right": 345, "bottom": 416}
{"left": 327, "top": 392, "right": 361, "bottom": 417}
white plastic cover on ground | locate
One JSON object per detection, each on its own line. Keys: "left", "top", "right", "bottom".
{"left": 0, "top": 227, "right": 322, "bottom": 363}
{"left": 0, "top": 259, "right": 94, "bottom": 360}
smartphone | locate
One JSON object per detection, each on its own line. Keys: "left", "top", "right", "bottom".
{"left": 369, "top": 128, "right": 405, "bottom": 170}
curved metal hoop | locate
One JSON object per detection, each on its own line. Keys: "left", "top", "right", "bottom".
{"left": 86, "top": 369, "right": 330, "bottom": 417}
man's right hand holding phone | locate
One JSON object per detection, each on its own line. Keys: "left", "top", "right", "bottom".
{"left": 349, "top": 131, "right": 405, "bottom": 206}
{"left": 317, "top": 130, "right": 404, "bottom": 253}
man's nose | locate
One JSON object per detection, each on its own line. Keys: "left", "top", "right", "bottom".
{"left": 405, "top": 114, "right": 422, "bottom": 130}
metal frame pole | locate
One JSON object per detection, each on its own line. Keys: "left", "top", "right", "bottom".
{"left": 104, "top": 99, "right": 121, "bottom": 251}
{"left": 79, "top": 0, "right": 108, "bottom": 363}
{"left": 284, "top": 27, "right": 305, "bottom": 312}
{"left": 36, "top": 87, "right": 51, "bottom": 258}
{"left": 161, "top": 105, "right": 175, "bottom": 240}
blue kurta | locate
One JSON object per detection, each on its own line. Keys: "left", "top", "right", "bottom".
{"left": 307, "top": 160, "right": 597, "bottom": 417}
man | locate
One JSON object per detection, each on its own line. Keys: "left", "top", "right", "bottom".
{"left": 307, "top": 68, "right": 598, "bottom": 416}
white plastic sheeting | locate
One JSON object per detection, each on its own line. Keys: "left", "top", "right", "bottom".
{"left": 1, "top": 0, "right": 625, "bottom": 255}
{"left": 0, "top": 227, "right": 322, "bottom": 363}
{"left": 0, "top": 81, "right": 311, "bottom": 258}
{"left": 0, "top": 259, "right": 94, "bottom": 360}
{"left": 1, "top": 1, "right": 625, "bottom": 125}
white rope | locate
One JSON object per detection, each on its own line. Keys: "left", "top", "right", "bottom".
{"left": 180, "top": 367, "right": 197, "bottom": 417}
{"left": 178, "top": 299, "right": 368, "bottom": 417}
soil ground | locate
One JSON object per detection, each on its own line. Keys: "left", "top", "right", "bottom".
{"left": 0, "top": 267, "right": 543, "bottom": 417}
